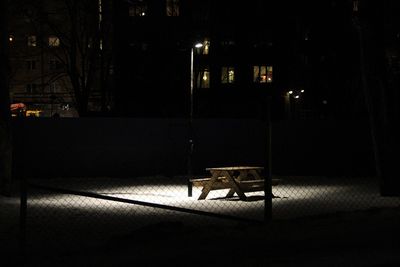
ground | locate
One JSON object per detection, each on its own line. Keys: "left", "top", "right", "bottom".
{"left": 53, "top": 207, "right": 400, "bottom": 267}
{"left": 1, "top": 176, "right": 399, "bottom": 266}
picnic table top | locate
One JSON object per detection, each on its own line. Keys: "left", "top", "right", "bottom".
{"left": 205, "top": 166, "right": 264, "bottom": 171}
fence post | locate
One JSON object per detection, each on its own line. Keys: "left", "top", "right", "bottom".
{"left": 264, "top": 95, "right": 273, "bottom": 222}
{"left": 187, "top": 128, "right": 194, "bottom": 197}
{"left": 19, "top": 176, "right": 27, "bottom": 264}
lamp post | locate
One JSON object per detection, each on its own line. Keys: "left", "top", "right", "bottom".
{"left": 188, "top": 42, "right": 203, "bottom": 197}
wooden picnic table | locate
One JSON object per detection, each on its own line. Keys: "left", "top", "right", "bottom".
{"left": 191, "top": 166, "right": 266, "bottom": 200}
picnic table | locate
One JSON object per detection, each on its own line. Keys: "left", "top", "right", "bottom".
{"left": 191, "top": 166, "right": 268, "bottom": 200}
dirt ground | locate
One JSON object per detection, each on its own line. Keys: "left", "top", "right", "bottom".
{"left": 1, "top": 177, "right": 399, "bottom": 267}
{"left": 2, "top": 204, "right": 399, "bottom": 266}
{"left": 55, "top": 207, "right": 400, "bottom": 267}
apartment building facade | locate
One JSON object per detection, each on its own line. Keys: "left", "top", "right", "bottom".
{"left": 113, "top": 0, "right": 284, "bottom": 118}
{"left": 8, "top": 0, "right": 113, "bottom": 117}
{"left": 9, "top": 0, "right": 393, "bottom": 120}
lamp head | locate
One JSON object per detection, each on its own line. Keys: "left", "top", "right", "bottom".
{"left": 194, "top": 43, "right": 203, "bottom": 48}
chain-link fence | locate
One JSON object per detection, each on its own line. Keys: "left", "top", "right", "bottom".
{"left": 9, "top": 118, "right": 400, "bottom": 264}
{"left": 18, "top": 174, "right": 400, "bottom": 264}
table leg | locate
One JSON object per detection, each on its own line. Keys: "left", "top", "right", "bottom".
{"left": 198, "top": 171, "right": 220, "bottom": 200}
{"left": 226, "top": 170, "right": 247, "bottom": 198}
{"left": 223, "top": 170, "right": 247, "bottom": 200}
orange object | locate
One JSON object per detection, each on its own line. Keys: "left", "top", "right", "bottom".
{"left": 10, "top": 103, "right": 26, "bottom": 111}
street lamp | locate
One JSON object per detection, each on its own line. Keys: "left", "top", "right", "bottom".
{"left": 188, "top": 42, "right": 203, "bottom": 197}
{"left": 190, "top": 42, "right": 203, "bottom": 120}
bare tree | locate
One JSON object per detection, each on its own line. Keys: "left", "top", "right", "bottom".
{"left": 354, "top": 0, "right": 400, "bottom": 196}
{"left": 12, "top": 0, "right": 113, "bottom": 116}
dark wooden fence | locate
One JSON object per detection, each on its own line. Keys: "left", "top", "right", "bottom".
{"left": 11, "top": 118, "right": 375, "bottom": 178}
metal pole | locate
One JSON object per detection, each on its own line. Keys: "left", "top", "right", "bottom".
{"left": 187, "top": 48, "right": 194, "bottom": 197}
{"left": 19, "top": 176, "right": 27, "bottom": 264}
{"left": 190, "top": 48, "right": 194, "bottom": 122}
{"left": 264, "top": 95, "right": 273, "bottom": 222}
{"left": 354, "top": 7, "right": 382, "bottom": 191}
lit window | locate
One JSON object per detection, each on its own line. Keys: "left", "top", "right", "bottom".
{"left": 266, "top": 66, "right": 273, "bottom": 83}
{"left": 49, "top": 36, "right": 60, "bottom": 47}
{"left": 166, "top": 0, "right": 179, "bottom": 16}
{"left": 253, "top": 65, "right": 273, "bottom": 83}
{"left": 203, "top": 40, "right": 210, "bottom": 55}
{"left": 197, "top": 68, "right": 210, "bottom": 88}
{"left": 221, "top": 66, "right": 235, "bottom": 84}
{"left": 26, "top": 60, "right": 36, "bottom": 70}
{"left": 195, "top": 40, "right": 210, "bottom": 55}
{"left": 129, "top": 1, "right": 147, "bottom": 16}
{"left": 253, "top": 66, "right": 266, "bottom": 83}
{"left": 27, "top": 35, "right": 37, "bottom": 47}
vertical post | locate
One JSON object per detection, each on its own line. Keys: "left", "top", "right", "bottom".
{"left": 40, "top": 12, "right": 45, "bottom": 113}
{"left": 19, "top": 176, "right": 27, "bottom": 264}
{"left": 354, "top": 2, "right": 383, "bottom": 193}
{"left": 187, "top": 48, "right": 194, "bottom": 197}
{"left": 190, "top": 48, "right": 194, "bottom": 122}
{"left": 264, "top": 95, "right": 273, "bottom": 222}
{"left": 0, "top": 0, "right": 13, "bottom": 197}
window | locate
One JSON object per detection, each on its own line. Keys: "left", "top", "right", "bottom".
{"left": 26, "top": 60, "right": 36, "bottom": 70}
{"left": 266, "top": 66, "right": 273, "bottom": 83}
{"left": 166, "top": 0, "right": 179, "bottom": 16}
{"left": 221, "top": 66, "right": 235, "bottom": 84}
{"left": 195, "top": 40, "right": 210, "bottom": 55}
{"left": 26, "top": 84, "right": 37, "bottom": 93}
{"left": 49, "top": 59, "right": 62, "bottom": 70}
{"left": 253, "top": 65, "right": 273, "bottom": 83}
{"left": 221, "top": 40, "right": 235, "bottom": 47}
{"left": 129, "top": 41, "right": 148, "bottom": 51}
{"left": 49, "top": 82, "right": 59, "bottom": 93}
{"left": 27, "top": 35, "right": 37, "bottom": 47}
{"left": 203, "top": 40, "right": 210, "bottom": 55}
{"left": 129, "top": 0, "right": 147, "bottom": 16}
{"left": 49, "top": 36, "right": 60, "bottom": 47}
{"left": 196, "top": 68, "right": 210, "bottom": 88}
{"left": 253, "top": 41, "right": 273, "bottom": 48}
{"left": 109, "top": 65, "right": 114, "bottom": 75}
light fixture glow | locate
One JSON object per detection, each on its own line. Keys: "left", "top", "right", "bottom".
{"left": 288, "top": 91, "right": 293, "bottom": 94}
{"left": 294, "top": 95, "right": 300, "bottom": 99}
{"left": 194, "top": 43, "right": 203, "bottom": 48}
{"left": 301, "top": 89, "right": 305, "bottom": 93}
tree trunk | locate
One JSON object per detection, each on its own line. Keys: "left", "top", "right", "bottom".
{"left": 357, "top": 0, "right": 400, "bottom": 196}
{"left": 0, "top": 0, "right": 13, "bottom": 196}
